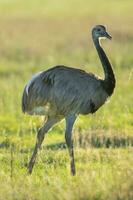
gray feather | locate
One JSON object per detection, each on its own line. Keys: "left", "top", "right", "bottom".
{"left": 22, "top": 65, "right": 108, "bottom": 117}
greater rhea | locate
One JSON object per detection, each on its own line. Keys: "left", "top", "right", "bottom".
{"left": 22, "top": 25, "right": 116, "bottom": 175}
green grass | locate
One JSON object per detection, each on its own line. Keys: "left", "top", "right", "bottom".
{"left": 0, "top": 0, "right": 133, "bottom": 199}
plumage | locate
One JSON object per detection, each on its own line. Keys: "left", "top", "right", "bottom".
{"left": 22, "top": 65, "right": 108, "bottom": 116}
{"left": 25, "top": 71, "right": 42, "bottom": 95}
{"left": 22, "top": 25, "right": 116, "bottom": 175}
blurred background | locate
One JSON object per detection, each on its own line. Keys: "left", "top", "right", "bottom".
{"left": 0, "top": 0, "right": 132, "bottom": 135}
{"left": 0, "top": 0, "right": 133, "bottom": 199}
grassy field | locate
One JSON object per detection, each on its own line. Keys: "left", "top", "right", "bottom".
{"left": 0, "top": 0, "right": 133, "bottom": 199}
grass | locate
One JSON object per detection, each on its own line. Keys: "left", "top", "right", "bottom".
{"left": 0, "top": 0, "right": 133, "bottom": 199}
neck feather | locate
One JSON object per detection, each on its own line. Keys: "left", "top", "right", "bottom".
{"left": 93, "top": 37, "right": 116, "bottom": 96}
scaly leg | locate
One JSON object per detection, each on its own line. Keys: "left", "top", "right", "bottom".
{"left": 65, "top": 115, "right": 77, "bottom": 176}
{"left": 28, "top": 117, "right": 60, "bottom": 174}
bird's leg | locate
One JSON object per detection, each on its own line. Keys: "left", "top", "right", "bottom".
{"left": 65, "top": 115, "right": 77, "bottom": 176}
{"left": 28, "top": 117, "right": 59, "bottom": 174}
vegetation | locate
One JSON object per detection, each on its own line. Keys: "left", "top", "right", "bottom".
{"left": 0, "top": 0, "right": 133, "bottom": 199}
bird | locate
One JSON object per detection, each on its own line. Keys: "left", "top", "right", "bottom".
{"left": 22, "top": 25, "right": 116, "bottom": 175}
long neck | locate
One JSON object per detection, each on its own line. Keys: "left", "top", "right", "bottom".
{"left": 93, "top": 37, "right": 116, "bottom": 96}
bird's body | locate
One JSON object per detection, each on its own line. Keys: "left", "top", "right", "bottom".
{"left": 22, "top": 65, "right": 108, "bottom": 117}
{"left": 22, "top": 25, "right": 116, "bottom": 175}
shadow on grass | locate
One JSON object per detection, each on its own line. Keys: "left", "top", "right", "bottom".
{"left": 75, "top": 134, "right": 133, "bottom": 148}
{"left": 45, "top": 134, "right": 133, "bottom": 150}
{"left": 0, "top": 135, "right": 133, "bottom": 152}
{"left": 46, "top": 142, "right": 66, "bottom": 150}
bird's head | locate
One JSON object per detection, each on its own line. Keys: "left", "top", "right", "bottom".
{"left": 92, "top": 25, "right": 112, "bottom": 40}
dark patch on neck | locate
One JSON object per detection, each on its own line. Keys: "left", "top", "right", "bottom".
{"left": 101, "top": 76, "right": 116, "bottom": 96}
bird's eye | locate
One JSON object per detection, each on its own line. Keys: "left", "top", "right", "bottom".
{"left": 97, "top": 28, "right": 101, "bottom": 32}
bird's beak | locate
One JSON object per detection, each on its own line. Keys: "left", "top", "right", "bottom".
{"left": 105, "top": 32, "right": 112, "bottom": 40}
